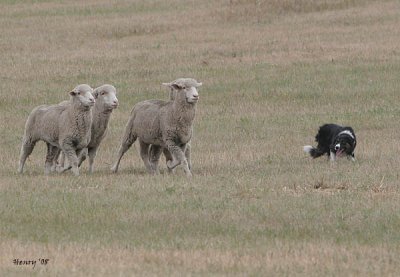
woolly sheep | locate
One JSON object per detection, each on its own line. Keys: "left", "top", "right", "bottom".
{"left": 111, "top": 78, "right": 202, "bottom": 177}
{"left": 148, "top": 86, "right": 192, "bottom": 174}
{"left": 57, "top": 84, "right": 119, "bottom": 173}
{"left": 18, "top": 84, "right": 95, "bottom": 176}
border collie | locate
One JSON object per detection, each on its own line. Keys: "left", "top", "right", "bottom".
{"left": 303, "top": 124, "right": 357, "bottom": 162}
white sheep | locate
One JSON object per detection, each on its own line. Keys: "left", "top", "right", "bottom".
{"left": 57, "top": 84, "right": 119, "bottom": 173}
{"left": 148, "top": 86, "right": 192, "bottom": 174}
{"left": 18, "top": 84, "right": 95, "bottom": 176}
{"left": 111, "top": 78, "right": 202, "bottom": 177}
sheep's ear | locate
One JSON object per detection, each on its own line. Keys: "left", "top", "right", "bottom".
{"left": 162, "top": 82, "right": 184, "bottom": 90}
{"left": 172, "top": 84, "right": 185, "bottom": 90}
{"left": 162, "top": 82, "right": 173, "bottom": 89}
{"left": 69, "top": 90, "right": 76, "bottom": 96}
{"left": 196, "top": 82, "right": 202, "bottom": 87}
{"left": 92, "top": 90, "right": 99, "bottom": 99}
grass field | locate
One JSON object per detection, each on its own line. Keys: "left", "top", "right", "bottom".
{"left": 1, "top": 0, "right": 400, "bottom": 275}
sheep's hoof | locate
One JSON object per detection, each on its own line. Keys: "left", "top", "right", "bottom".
{"left": 148, "top": 165, "right": 160, "bottom": 175}
{"left": 111, "top": 165, "right": 118, "bottom": 173}
{"left": 167, "top": 167, "right": 175, "bottom": 174}
{"left": 56, "top": 165, "right": 71, "bottom": 173}
{"left": 71, "top": 167, "right": 79, "bottom": 176}
{"left": 166, "top": 161, "right": 172, "bottom": 168}
{"left": 186, "top": 171, "right": 193, "bottom": 178}
{"left": 167, "top": 160, "right": 179, "bottom": 170}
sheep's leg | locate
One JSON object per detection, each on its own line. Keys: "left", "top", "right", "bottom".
{"left": 162, "top": 144, "right": 191, "bottom": 174}
{"left": 51, "top": 148, "right": 61, "bottom": 172}
{"left": 51, "top": 146, "right": 60, "bottom": 172}
{"left": 45, "top": 144, "right": 60, "bottom": 174}
{"left": 59, "top": 154, "right": 73, "bottom": 173}
{"left": 78, "top": 148, "right": 88, "bottom": 167}
{"left": 56, "top": 151, "right": 66, "bottom": 172}
{"left": 163, "top": 148, "right": 175, "bottom": 174}
{"left": 185, "top": 143, "right": 192, "bottom": 171}
{"left": 166, "top": 141, "right": 192, "bottom": 177}
{"left": 149, "top": 145, "right": 162, "bottom": 174}
{"left": 56, "top": 152, "right": 71, "bottom": 173}
{"left": 111, "top": 136, "right": 136, "bottom": 173}
{"left": 87, "top": 147, "right": 97, "bottom": 173}
{"left": 18, "top": 138, "right": 37, "bottom": 174}
{"left": 57, "top": 148, "right": 86, "bottom": 173}
{"left": 139, "top": 140, "right": 154, "bottom": 174}
{"left": 61, "top": 140, "right": 80, "bottom": 176}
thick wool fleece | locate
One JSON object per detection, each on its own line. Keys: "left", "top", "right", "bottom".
{"left": 18, "top": 84, "right": 94, "bottom": 176}
{"left": 111, "top": 78, "right": 201, "bottom": 177}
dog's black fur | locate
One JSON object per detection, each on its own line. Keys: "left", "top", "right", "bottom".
{"left": 304, "top": 124, "right": 357, "bottom": 161}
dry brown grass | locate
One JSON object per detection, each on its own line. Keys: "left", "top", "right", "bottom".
{"left": 2, "top": 239, "right": 399, "bottom": 275}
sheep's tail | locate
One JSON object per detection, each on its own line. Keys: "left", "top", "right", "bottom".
{"left": 111, "top": 112, "right": 137, "bottom": 173}
{"left": 303, "top": 145, "right": 324, "bottom": 158}
{"left": 121, "top": 115, "right": 136, "bottom": 146}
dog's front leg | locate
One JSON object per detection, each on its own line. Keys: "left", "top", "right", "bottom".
{"left": 330, "top": 151, "right": 336, "bottom": 162}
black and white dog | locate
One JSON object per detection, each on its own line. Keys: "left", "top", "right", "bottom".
{"left": 304, "top": 124, "right": 357, "bottom": 162}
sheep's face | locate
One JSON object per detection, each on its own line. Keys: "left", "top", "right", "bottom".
{"left": 70, "top": 84, "right": 95, "bottom": 108}
{"left": 184, "top": 86, "right": 200, "bottom": 104}
{"left": 93, "top": 85, "right": 119, "bottom": 111}
{"left": 162, "top": 79, "right": 202, "bottom": 104}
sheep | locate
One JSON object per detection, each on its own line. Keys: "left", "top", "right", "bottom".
{"left": 111, "top": 78, "right": 202, "bottom": 177}
{"left": 148, "top": 86, "right": 192, "bottom": 174}
{"left": 56, "top": 84, "right": 119, "bottom": 173}
{"left": 18, "top": 84, "right": 95, "bottom": 176}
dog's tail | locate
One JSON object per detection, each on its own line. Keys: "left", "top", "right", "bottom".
{"left": 303, "top": 145, "right": 324, "bottom": 158}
